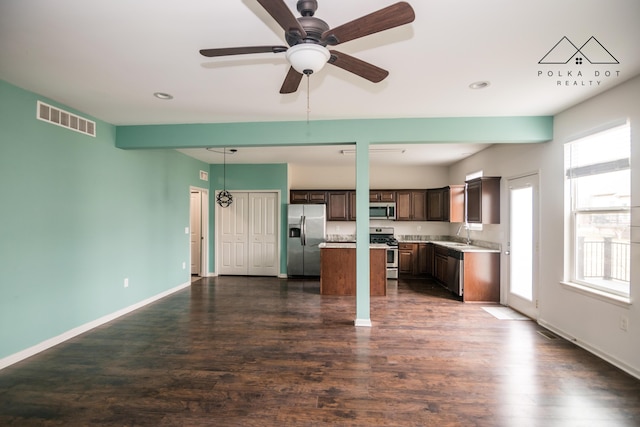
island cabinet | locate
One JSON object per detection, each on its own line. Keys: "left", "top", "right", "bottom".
{"left": 320, "top": 246, "right": 387, "bottom": 296}
{"left": 465, "top": 177, "right": 501, "bottom": 224}
{"left": 396, "top": 190, "right": 427, "bottom": 221}
{"left": 427, "top": 185, "right": 465, "bottom": 222}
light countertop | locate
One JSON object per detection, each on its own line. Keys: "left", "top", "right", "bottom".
{"left": 429, "top": 241, "right": 501, "bottom": 253}
{"left": 320, "top": 242, "right": 388, "bottom": 249}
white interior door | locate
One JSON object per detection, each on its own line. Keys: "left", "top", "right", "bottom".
{"left": 190, "top": 191, "right": 202, "bottom": 275}
{"left": 219, "top": 192, "right": 249, "bottom": 275}
{"left": 217, "top": 191, "right": 279, "bottom": 276}
{"left": 507, "top": 174, "right": 539, "bottom": 319}
{"left": 248, "top": 192, "right": 278, "bottom": 276}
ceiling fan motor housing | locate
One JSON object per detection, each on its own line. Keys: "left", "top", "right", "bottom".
{"left": 286, "top": 16, "right": 329, "bottom": 46}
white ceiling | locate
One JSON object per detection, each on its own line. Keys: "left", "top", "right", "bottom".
{"left": 1, "top": 0, "right": 638, "bottom": 165}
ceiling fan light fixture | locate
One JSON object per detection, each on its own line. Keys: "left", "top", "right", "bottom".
{"left": 286, "top": 44, "right": 330, "bottom": 75}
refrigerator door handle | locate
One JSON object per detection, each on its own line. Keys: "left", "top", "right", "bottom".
{"left": 301, "top": 215, "right": 306, "bottom": 246}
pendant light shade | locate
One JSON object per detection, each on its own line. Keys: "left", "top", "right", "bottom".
{"left": 216, "top": 147, "right": 233, "bottom": 208}
{"left": 286, "top": 44, "right": 330, "bottom": 75}
{"left": 216, "top": 189, "right": 233, "bottom": 208}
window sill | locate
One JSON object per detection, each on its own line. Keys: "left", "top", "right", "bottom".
{"left": 560, "top": 281, "right": 632, "bottom": 307}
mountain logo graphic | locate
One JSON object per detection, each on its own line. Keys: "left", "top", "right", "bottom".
{"left": 539, "top": 36, "right": 619, "bottom": 65}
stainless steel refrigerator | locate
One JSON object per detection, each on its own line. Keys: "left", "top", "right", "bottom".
{"left": 287, "top": 204, "right": 326, "bottom": 277}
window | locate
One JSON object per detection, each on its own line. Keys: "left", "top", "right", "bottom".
{"left": 565, "top": 122, "right": 631, "bottom": 298}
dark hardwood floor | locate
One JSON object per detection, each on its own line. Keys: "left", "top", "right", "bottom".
{"left": 1, "top": 276, "right": 639, "bottom": 426}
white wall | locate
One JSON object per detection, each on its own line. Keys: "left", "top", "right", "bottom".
{"left": 449, "top": 75, "right": 640, "bottom": 378}
{"left": 289, "top": 163, "right": 450, "bottom": 189}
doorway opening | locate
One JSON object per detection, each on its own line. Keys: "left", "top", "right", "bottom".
{"left": 190, "top": 187, "right": 209, "bottom": 278}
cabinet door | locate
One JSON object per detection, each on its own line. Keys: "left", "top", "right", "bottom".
{"left": 327, "top": 191, "right": 349, "bottom": 221}
{"left": 349, "top": 191, "right": 357, "bottom": 221}
{"left": 411, "top": 190, "right": 427, "bottom": 221}
{"left": 309, "top": 191, "right": 328, "bottom": 204}
{"left": 399, "top": 243, "right": 418, "bottom": 275}
{"left": 465, "top": 177, "right": 500, "bottom": 224}
{"left": 396, "top": 191, "right": 412, "bottom": 221}
{"left": 427, "top": 188, "right": 445, "bottom": 221}
{"left": 434, "top": 255, "right": 448, "bottom": 285}
{"left": 379, "top": 191, "right": 395, "bottom": 202}
{"left": 417, "top": 243, "right": 433, "bottom": 275}
{"left": 290, "top": 190, "right": 309, "bottom": 204}
{"left": 290, "top": 190, "right": 327, "bottom": 204}
{"left": 449, "top": 185, "right": 465, "bottom": 223}
{"left": 466, "top": 180, "right": 482, "bottom": 223}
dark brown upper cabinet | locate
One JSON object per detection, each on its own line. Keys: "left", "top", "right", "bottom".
{"left": 465, "top": 177, "right": 501, "bottom": 224}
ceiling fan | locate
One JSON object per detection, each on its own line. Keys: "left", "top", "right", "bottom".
{"left": 199, "top": 0, "right": 415, "bottom": 94}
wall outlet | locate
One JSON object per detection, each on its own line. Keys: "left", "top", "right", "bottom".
{"left": 619, "top": 316, "right": 629, "bottom": 331}
{"left": 124, "top": 278, "right": 129, "bottom": 288}
{"left": 182, "top": 262, "right": 186, "bottom": 270}
{"left": 185, "top": 227, "right": 189, "bottom": 234}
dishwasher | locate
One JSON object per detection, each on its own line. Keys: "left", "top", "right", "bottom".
{"left": 446, "top": 248, "right": 464, "bottom": 296}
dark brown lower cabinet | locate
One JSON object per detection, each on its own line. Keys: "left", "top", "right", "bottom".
{"left": 398, "top": 243, "right": 417, "bottom": 275}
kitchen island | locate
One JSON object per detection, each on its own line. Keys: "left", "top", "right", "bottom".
{"left": 319, "top": 243, "right": 388, "bottom": 296}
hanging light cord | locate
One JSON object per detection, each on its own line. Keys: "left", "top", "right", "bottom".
{"left": 306, "top": 74, "right": 311, "bottom": 123}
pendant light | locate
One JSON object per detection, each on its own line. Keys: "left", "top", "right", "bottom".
{"left": 216, "top": 148, "right": 233, "bottom": 208}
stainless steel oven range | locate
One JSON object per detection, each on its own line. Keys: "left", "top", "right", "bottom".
{"left": 369, "top": 227, "right": 398, "bottom": 279}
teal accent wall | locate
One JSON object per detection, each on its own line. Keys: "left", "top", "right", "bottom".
{"left": 0, "top": 80, "right": 207, "bottom": 359}
{"left": 209, "top": 163, "right": 288, "bottom": 275}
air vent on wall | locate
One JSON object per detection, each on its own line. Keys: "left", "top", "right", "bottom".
{"left": 37, "top": 100, "right": 96, "bottom": 137}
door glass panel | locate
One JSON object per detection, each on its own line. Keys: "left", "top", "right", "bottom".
{"left": 510, "top": 186, "right": 533, "bottom": 300}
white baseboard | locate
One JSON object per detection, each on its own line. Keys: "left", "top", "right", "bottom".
{"left": 354, "top": 318, "right": 372, "bottom": 327}
{"left": 538, "top": 319, "right": 640, "bottom": 380}
{"left": 0, "top": 281, "right": 191, "bottom": 371}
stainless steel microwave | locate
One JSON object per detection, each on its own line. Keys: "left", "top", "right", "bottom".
{"left": 369, "top": 202, "right": 396, "bottom": 220}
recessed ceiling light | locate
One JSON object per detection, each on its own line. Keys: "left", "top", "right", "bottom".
{"left": 153, "top": 92, "right": 173, "bottom": 100}
{"left": 469, "top": 81, "right": 490, "bottom": 90}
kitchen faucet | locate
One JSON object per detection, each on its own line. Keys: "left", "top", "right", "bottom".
{"left": 456, "top": 223, "right": 471, "bottom": 245}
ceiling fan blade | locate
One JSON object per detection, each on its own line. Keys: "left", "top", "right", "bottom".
{"left": 328, "top": 50, "right": 389, "bottom": 83}
{"left": 199, "top": 46, "right": 288, "bottom": 57}
{"left": 279, "top": 67, "right": 303, "bottom": 94}
{"left": 257, "top": 0, "right": 307, "bottom": 39}
{"left": 322, "top": 2, "right": 415, "bottom": 45}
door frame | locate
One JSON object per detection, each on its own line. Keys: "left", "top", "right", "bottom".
{"left": 214, "top": 190, "right": 281, "bottom": 277}
{"left": 505, "top": 171, "right": 540, "bottom": 319}
{"left": 190, "top": 186, "right": 210, "bottom": 277}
